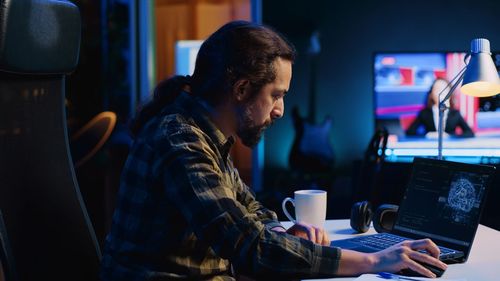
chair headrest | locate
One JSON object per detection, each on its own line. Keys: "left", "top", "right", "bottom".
{"left": 0, "top": 0, "right": 81, "bottom": 74}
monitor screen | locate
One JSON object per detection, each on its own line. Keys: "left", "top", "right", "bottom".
{"left": 374, "top": 52, "right": 500, "bottom": 162}
{"left": 175, "top": 40, "right": 203, "bottom": 76}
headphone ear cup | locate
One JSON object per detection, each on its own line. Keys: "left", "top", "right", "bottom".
{"left": 373, "top": 204, "right": 399, "bottom": 233}
{"left": 350, "top": 201, "right": 373, "bottom": 233}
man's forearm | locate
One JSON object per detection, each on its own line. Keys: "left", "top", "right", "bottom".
{"left": 336, "top": 249, "right": 377, "bottom": 276}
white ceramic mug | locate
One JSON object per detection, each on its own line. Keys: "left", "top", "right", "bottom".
{"left": 281, "top": 189, "right": 327, "bottom": 228}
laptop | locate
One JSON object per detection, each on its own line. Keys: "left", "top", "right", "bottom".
{"left": 331, "top": 157, "right": 496, "bottom": 263}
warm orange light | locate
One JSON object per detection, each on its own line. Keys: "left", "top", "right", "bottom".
{"left": 461, "top": 81, "right": 500, "bottom": 97}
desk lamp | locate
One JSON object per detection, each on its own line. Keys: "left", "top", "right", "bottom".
{"left": 437, "top": 38, "right": 500, "bottom": 159}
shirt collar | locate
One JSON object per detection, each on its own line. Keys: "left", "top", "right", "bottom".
{"left": 174, "top": 92, "right": 235, "bottom": 158}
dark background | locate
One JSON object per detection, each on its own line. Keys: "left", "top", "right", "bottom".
{"left": 261, "top": 0, "right": 500, "bottom": 171}
{"left": 259, "top": 0, "right": 500, "bottom": 223}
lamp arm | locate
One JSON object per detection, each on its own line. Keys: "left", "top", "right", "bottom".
{"left": 438, "top": 66, "right": 468, "bottom": 108}
{"left": 437, "top": 63, "right": 468, "bottom": 160}
{"left": 440, "top": 71, "right": 467, "bottom": 108}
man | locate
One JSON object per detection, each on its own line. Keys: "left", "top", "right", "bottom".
{"left": 100, "top": 21, "right": 446, "bottom": 280}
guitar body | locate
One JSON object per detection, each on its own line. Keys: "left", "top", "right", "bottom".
{"left": 289, "top": 107, "right": 335, "bottom": 172}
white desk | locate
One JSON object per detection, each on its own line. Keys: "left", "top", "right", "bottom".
{"left": 282, "top": 219, "right": 500, "bottom": 280}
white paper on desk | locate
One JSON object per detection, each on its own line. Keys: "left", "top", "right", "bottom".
{"left": 355, "top": 273, "right": 466, "bottom": 281}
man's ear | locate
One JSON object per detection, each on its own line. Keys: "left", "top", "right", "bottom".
{"left": 233, "top": 79, "right": 251, "bottom": 102}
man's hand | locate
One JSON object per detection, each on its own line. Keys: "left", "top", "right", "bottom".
{"left": 285, "top": 222, "right": 330, "bottom": 246}
{"left": 371, "top": 239, "right": 447, "bottom": 278}
{"left": 338, "top": 238, "right": 447, "bottom": 278}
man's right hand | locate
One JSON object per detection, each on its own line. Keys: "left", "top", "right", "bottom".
{"left": 337, "top": 238, "right": 447, "bottom": 278}
{"left": 370, "top": 238, "right": 447, "bottom": 278}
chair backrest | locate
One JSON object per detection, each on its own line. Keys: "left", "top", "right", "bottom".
{"left": 0, "top": 1, "right": 101, "bottom": 280}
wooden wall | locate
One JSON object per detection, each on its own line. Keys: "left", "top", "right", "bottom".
{"left": 154, "top": 0, "right": 254, "bottom": 185}
{"left": 154, "top": 0, "right": 250, "bottom": 81}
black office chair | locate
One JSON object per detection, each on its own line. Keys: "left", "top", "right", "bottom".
{"left": 0, "top": 1, "right": 101, "bottom": 280}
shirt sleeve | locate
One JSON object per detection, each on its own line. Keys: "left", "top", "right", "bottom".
{"left": 153, "top": 122, "right": 341, "bottom": 279}
{"left": 230, "top": 167, "right": 285, "bottom": 231}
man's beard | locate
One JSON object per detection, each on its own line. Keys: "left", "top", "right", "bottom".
{"left": 237, "top": 104, "right": 272, "bottom": 148}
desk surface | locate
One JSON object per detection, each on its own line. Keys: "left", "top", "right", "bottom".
{"left": 282, "top": 219, "right": 500, "bottom": 281}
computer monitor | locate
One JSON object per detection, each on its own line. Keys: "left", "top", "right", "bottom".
{"left": 174, "top": 40, "right": 203, "bottom": 76}
{"left": 374, "top": 52, "right": 500, "bottom": 163}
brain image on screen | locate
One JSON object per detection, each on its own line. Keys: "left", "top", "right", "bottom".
{"left": 447, "top": 178, "right": 476, "bottom": 222}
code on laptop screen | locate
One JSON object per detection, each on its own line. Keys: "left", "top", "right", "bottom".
{"left": 393, "top": 158, "right": 492, "bottom": 247}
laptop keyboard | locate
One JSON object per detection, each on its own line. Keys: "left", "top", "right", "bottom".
{"left": 350, "top": 233, "right": 457, "bottom": 256}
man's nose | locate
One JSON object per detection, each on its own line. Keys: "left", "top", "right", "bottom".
{"left": 271, "top": 99, "right": 284, "bottom": 119}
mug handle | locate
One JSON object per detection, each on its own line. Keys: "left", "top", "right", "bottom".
{"left": 281, "top": 197, "right": 296, "bottom": 224}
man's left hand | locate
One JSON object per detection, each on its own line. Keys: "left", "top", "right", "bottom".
{"left": 285, "top": 223, "right": 330, "bottom": 246}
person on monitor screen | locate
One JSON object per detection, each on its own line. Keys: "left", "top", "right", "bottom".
{"left": 406, "top": 78, "right": 474, "bottom": 138}
{"left": 100, "top": 21, "right": 446, "bottom": 280}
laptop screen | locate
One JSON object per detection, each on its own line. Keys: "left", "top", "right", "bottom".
{"left": 392, "top": 158, "right": 495, "bottom": 253}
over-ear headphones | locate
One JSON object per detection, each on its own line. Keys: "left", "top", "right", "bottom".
{"left": 350, "top": 201, "right": 373, "bottom": 233}
{"left": 373, "top": 204, "right": 399, "bottom": 233}
{"left": 350, "top": 201, "right": 399, "bottom": 233}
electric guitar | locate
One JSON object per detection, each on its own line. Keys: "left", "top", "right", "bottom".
{"left": 289, "top": 31, "right": 335, "bottom": 172}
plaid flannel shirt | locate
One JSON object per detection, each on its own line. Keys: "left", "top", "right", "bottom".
{"left": 100, "top": 92, "right": 341, "bottom": 280}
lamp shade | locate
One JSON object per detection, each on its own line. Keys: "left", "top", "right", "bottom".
{"left": 461, "top": 38, "right": 500, "bottom": 97}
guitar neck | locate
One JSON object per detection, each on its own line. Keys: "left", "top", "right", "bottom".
{"left": 307, "top": 55, "right": 317, "bottom": 124}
